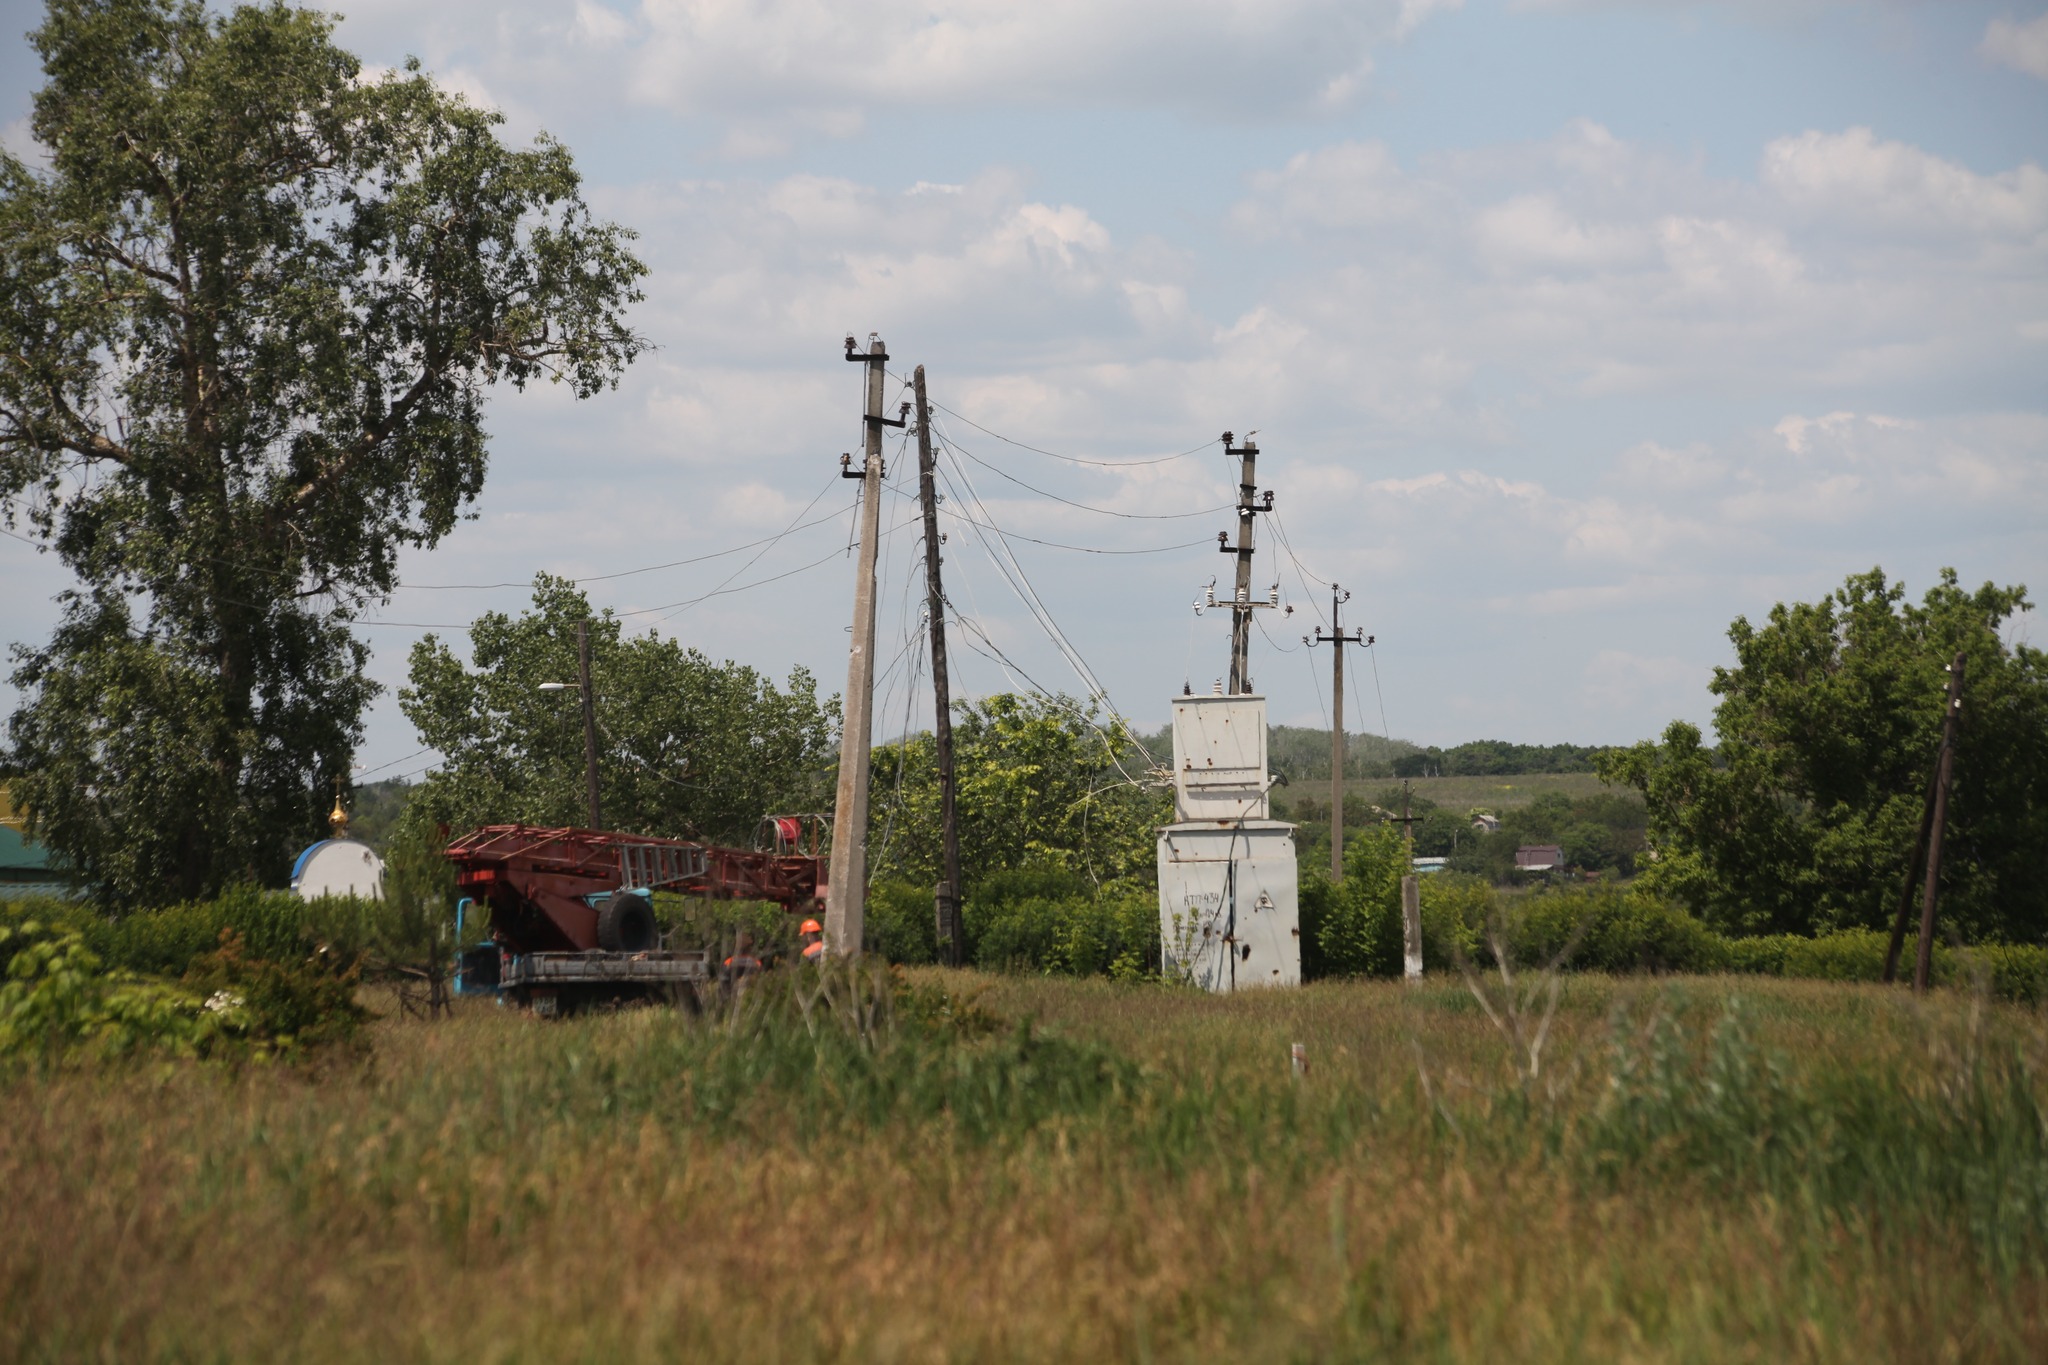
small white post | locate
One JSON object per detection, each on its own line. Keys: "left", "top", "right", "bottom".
{"left": 1401, "top": 875, "right": 1423, "bottom": 980}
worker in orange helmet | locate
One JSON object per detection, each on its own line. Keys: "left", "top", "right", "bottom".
{"left": 722, "top": 929, "right": 763, "bottom": 991}
{"left": 798, "top": 918, "right": 825, "bottom": 963}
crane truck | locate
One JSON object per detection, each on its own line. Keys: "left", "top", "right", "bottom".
{"left": 443, "top": 817, "right": 825, "bottom": 1015}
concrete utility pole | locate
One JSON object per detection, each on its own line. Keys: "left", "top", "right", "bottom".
{"left": 912, "top": 365, "right": 964, "bottom": 966}
{"left": 1400, "top": 778, "right": 1421, "bottom": 979}
{"left": 577, "top": 619, "right": 601, "bottom": 829}
{"left": 826, "top": 334, "right": 900, "bottom": 959}
{"left": 1220, "top": 432, "right": 1266, "bottom": 695}
{"left": 1308, "top": 585, "right": 1369, "bottom": 881}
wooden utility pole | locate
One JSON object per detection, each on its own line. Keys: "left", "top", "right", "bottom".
{"left": 577, "top": 619, "right": 601, "bottom": 829}
{"left": 1881, "top": 653, "right": 1967, "bottom": 989}
{"left": 826, "top": 334, "right": 899, "bottom": 959}
{"left": 1221, "top": 433, "right": 1263, "bottom": 695}
{"left": 1881, "top": 765, "right": 1941, "bottom": 985}
{"left": 1913, "top": 652, "right": 1966, "bottom": 993}
{"left": 912, "top": 365, "right": 964, "bottom": 967}
{"left": 1308, "top": 585, "right": 1369, "bottom": 881}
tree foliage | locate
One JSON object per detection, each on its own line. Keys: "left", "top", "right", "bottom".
{"left": 400, "top": 577, "right": 837, "bottom": 845}
{"left": 1599, "top": 568, "right": 2048, "bottom": 940}
{"left": 0, "top": 0, "right": 645, "bottom": 904}
{"left": 868, "top": 693, "right": 1168, "bottom": 895}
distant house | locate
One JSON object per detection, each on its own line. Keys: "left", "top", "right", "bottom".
{"left": 1514, "top": 844, "right": 1563, "bottom": 872}
{"left": 0, "top": 784, "right": 78, "bottom": 899}
{"left": 1471, "top": 813, "right": 1501, "bottom": 834}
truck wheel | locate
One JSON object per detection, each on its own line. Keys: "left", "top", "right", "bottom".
{"left": 598, "top": 892, "right": 657, "bottom": 952}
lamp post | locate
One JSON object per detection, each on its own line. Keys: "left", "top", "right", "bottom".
{"left": 538, "top": 620, "right": 603, "bottom": 829}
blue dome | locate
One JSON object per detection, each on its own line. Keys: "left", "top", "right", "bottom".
{"left": 290, "top": 839, "right": 335, "bottom": 884}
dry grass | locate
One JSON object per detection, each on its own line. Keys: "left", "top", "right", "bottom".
{"left": 1357, "top": 770, "right": 1621, "bottom": 811}
{"left": 2, "top": 973, "right": 2043, "bottom": 1363}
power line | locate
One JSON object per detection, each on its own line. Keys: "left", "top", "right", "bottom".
{"left": 403, "top": 479, "right": 845, "bottom": 589}
{"left": 900, "top": 385, "right": 1219, "bottom": 468}
{"left": 930, "top": 418, "right": 1150, "bottom": 785}
{"left": 943, "top": 435, "right": 1230, "bottom": 520}
{"left": 938, "top": 505, "right": 1214, "bottom": 555}
{"left": 353, "top": 748, "right": 432, "bottom": 780}
{"left": 649, "top": 473, "right": 848, "bottom": 624}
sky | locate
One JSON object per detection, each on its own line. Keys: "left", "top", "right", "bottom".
{"left": 2, "top": 0, "right": 2045, "bottom": 784}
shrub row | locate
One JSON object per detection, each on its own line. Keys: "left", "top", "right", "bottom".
{"left": 1, "top": 893, "right": 368, "bottom": 1061}
{"left": 1414, "top": 878, "right": 2048, "bottom": 1003}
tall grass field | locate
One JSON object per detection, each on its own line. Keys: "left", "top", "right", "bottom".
{"left": 4, "top": 967, "right": 2045, "bottom": 1361}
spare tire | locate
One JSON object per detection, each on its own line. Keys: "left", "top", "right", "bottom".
{"left": 597, "top": 892, "right": 657, "bottom": 952}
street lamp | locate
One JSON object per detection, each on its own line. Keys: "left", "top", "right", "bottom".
{"left": 536, "top": 620, "right": 602, "bottom": 829}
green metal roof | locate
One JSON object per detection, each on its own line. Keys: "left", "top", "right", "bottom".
{"left": 0, "top": 824, "right": 55, "bottom": 872}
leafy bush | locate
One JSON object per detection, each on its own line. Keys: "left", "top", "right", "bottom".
{"left": 2, "top": 899, "right": 367, "bottom": 1060}
{"left": 1418, "top": 874, "right": 1490, "bottom": 965}
{"left": 181, "top": 931, "right": 366, "bottom": 1052}
{"left": 1301, "top": 824, "right": 1408, "bottom": 978}
{"left": 4, "top": 886, "right": 313, "bottom": 977}
{"left": 1511, "top": 887, "right": 1728, "bottom": 973}
{"left": 1, "top": 920, "right": 216, "bottom": 1060}
{"left": 866, "top": 880, "right": 939, "bottom": 965}
{"left": 961, "top": 868, "right": 1159, "bottom": 978}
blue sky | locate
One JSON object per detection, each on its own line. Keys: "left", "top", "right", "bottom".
{"left": 3, "top": 0, "right": 2045, "bottom": 782}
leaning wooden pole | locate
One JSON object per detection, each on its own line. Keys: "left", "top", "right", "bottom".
{"left": 1912, "top": 651, "right": 1966, "bottom": 994}
{"left": 912, "top": 365, "right": 964, "bottom": 966}
{"left": 1881, "top": 765, "right": 1940, "bottom": 984}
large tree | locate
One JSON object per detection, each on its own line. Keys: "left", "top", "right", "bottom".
{"left": 0, "top": 0, "right": 645, "bottom": 904}
{"left": 1599, "top": 569, "right": 2048, "bottom": 941}
{"left": 868, "top": 693, "right": 1169, "bottom": 894}
{"left": 400, "top": 577, "right": 838, "bottom": 846}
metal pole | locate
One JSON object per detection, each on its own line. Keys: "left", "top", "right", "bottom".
{"left": 1222, "top": 434, "right": 1259, "bottom": 695}
{"left": 577, "top": 619, "right": 601, "bottom": 829}
{"left": 826, "top": 335, "right": 890, "bottom": 959}
{"left": 1913, "top": 651, "right": 1966, "bottom": 994}
{"left": 913, "top": 365, "right": 964, "bottom": 967}
{"left": 1330, "top": 586, "right": 1345, "bottom": 881}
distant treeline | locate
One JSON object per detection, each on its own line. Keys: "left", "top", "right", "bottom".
{"left": 1391, "top": 740, "right": 1617, "bottom": 778}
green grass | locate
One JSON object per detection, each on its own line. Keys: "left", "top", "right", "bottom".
{"left": 3, "top": 971, "right": 2044, "bottom": 1361}
{"left": 1351, "top": 770, "right": 1623, "bottom": 811}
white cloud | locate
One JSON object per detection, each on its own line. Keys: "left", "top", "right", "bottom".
{"left": 1761, "top": 127, "right": 2048, "bottom": 239}
{"left": 1982, "top": 11, "right": 2048, "bottom": 81}
{"left": 334, "top": 0, "right": 1459, "bottom": 126}
{"left": 1474, "top": 194, "right": 1654, "bottom": 272}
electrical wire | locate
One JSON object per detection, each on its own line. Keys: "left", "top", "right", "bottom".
{"left": 353, "top": 748, "right": 432, "bottom": 780}
{"left": 650, "top": 472, "right": 848, "bottom": 624}
{"left": 897, "top": 384, "right": 1219, "bottom": 468}
{"left": 942, "top": 435, "right": 1230, "bottom": 520}
{"left": 938, "top": 506, "right": 1214, "bottom": 555}
{"left": 930, "top": 418, "right": 1150, "bottom": 785}
{"left": 1365, "top": 642, "right": 1392, "bottom": 748}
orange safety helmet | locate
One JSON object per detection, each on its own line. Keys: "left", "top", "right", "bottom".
{"left": 799, "top": 918, "right": 823, "bottom": 935}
